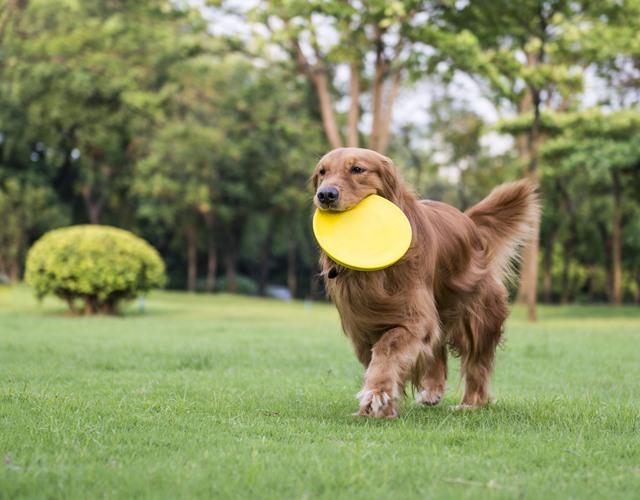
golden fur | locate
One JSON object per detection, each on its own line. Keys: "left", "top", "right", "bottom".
{"left": 312, "top": 147, "right": 540, "bottom": 418}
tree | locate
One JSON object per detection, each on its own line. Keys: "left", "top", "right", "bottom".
{"left": 135, "top": 53, "right": 323, "bottom": 294}
{"left": 541, "top": 110, "right": 640, "bottom": 304}
{"left": 0, "top": 176, "right": 67, "bottom": 281}
{"left": 215, "top": 60, "right": 324, "bottom": 296}
{"left": 389, "top": 90, "right": 520, "bottom": 211}
{"left": 571, "top": 0, "right": 640, "bottom": 108}
{"left": 240, "top": 0, "right": 431, "bottom": 153}
{"left": 422, "top": 0, "right": 585, "bottom": 320}
{"left": 0, "top": 0, "right": 202, "bottom": 224}
{"left": 135, "top": 123, "right": 222, "bottom": 292}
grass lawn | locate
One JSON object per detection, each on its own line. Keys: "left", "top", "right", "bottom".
{"left": 1, "top": 285, "right": 639, "bottom": 499}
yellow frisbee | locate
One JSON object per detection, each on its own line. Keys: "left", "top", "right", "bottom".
{"left": 313, "top": 195, "right": 412, "bottom": 271}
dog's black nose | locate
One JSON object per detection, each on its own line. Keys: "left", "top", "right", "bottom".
{"left": 317, "top": 187, "right": 339, "bottom": 205}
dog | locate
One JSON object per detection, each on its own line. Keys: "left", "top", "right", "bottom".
{"left": 312, "top": 147, "right": 539, "bottom": 418}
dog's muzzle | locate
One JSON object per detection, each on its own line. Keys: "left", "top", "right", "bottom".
{"left": 316, "top": 186, "right": 339, "bottom": 208}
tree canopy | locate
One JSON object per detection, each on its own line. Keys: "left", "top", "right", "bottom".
{"left": 1, "top": 0, "right": 639, "bottom": 306}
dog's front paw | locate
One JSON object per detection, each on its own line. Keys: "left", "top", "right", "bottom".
{"left": 356, "top": 389, "right": 398, "bottom": 419}
{"left": 416, "top": 388, "right": 443, "bottom": 406}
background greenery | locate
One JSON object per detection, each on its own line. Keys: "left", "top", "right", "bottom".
{"left": 2, "top": 4, "right": 639, "bottom": 497}
{"left": 1, "top": 287, "right": 638, "bottom": 499}
{"left": 1, "top": 0, "right": 639, "bottom": 307}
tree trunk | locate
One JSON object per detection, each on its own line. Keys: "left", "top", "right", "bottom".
{"left": 87, "top": 204, "right": 101, "bottom": 224}
{"left": 522, "top": 223, "right": 539, "bottom": 318}
{"left": 258, "top": 216, "right": 276, "bottom": 296}
{"left": 560, "top": 241, "right": 572, "bottom": 304}
{"left": 636, "top": 276, "right": 640, "bottom": 304}
{"left": 81, "top": 183, "right": 105, "bottom": 224}
{"left": 519, "top": 175, "right": 540, "bottom": 318}
{"left": 518, "top": 85, "right": 542, "bottom": 322}
{"left": 225, "top": 249, "right": 238, "bottom": 294}
{"left": 587, "top": 265, "right": 598, "bottom": 302}
{"left": 309, "top": 261, "right": 320, "bottom": 300}
{"left": 369, "top": 30, "right": 386, "bottom": 152}
{"left": 84, "top": 296, "right": 98, "bottom": 315}
{"left": 312, "top": 69, "right": 343, "bottom": 149}
{"left": 514, "top": 92, "right": 532, "bottom": 305}
{"left": 292, "top": 40, "right": 342, "bottom": 149}
{"left": 186, "top": 225, "right": 198, "bottom": 292}
{"left": 456, "top": 169, "right": 469, "bottom": 210}
{"left": 64, "top": 296, "right": 79, "bottom": 315}
{"left": 206, "top": 236, "right": 217, "bottom": 293}
{"left": 597, "top": 221, "right": 613, "bottom": 301}
{"left": 377, "top": 70, "right": 402, "bottom": 154}
{"left": 287, "top": 237, "right": 297, "bottom": 299}
{"left": 204, "top": 212, "right": 216, "bottom": 293}
{"left": 514, "top": 91, "right": 533, "bottom": 167}
{"left": 400, "top": 128, "right": 425, "bottom": 194}
{"left": 6, "top": 228, "right": 24, "bottom": 282}
{"left": 556, "top": 179, "right": 583, "bottom": 303}
{"left": 8, "top": 259, "right": 20, "bottom": 283}
{"left": 611, "top": 169, "right": 622, "bottom": 304}
{"left": 347, "top": 61, "right": 360, "bottom": 147}
{"left": 542, "top": 232, "right": 555, "bottom": 303}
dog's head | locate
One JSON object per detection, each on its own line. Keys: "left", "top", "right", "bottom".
{"left": 311, "top": 148, "right": 400, "bottom": 211}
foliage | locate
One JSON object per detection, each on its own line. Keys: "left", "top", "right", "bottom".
{"left": 1, "top": 0, "right": 640, "bottom": 305}
{"left": 538, "top": 109, "right": 640, "bottom": 302}
{"left": 0, "top": 0, "right": 203, "bottom": 223}
{"left": 0, "top": 0, "right": 203, "bottom": 283}
{"left": 133, "top": 53, "right": 324, "bottom": 292}
{"left": 422, "top": 0, "right": 585, "bottom": 105}
{"left": 0, "top": 175, "right": 68, "bottom": 281}
{"left": 244, "top": 0, "right": 435, "bottom": 151}
{"left": 25, "top": 225, "right": 166, "bottom": 314}
{"left": 542, "top": 110, "right": 640, "bottom": 175}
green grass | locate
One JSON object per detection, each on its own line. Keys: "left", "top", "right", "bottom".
{"left": 1, "top": 286, "right": 639, "bottom": 499}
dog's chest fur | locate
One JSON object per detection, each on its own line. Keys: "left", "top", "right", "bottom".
{"left": 321, "top": 254, "right": 430, "bottom": 343}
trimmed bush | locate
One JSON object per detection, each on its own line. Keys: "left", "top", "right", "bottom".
{"left": 25, "top": 225, "right": 166, "bottom": 314}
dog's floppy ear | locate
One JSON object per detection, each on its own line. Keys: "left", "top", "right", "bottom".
{"left": 377, "top": 156, "right": 400, "bottom": 202}
{"left": 309, "top": 171, "right": 319, "bottom": 191}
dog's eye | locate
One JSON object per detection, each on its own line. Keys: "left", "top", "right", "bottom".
{"left": 319, "top": 168, "right": 326, "bottom": 176}
{"left": 351, "top": 165, "right": 365, "bottom": 174}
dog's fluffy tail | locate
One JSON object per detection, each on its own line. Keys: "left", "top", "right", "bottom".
{"left": 465, "top": 179, "right": 540, "bottom": 282}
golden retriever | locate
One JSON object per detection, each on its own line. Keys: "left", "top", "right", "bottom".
{"left": 312, "top": 147, "right": 539, "bottom": 418}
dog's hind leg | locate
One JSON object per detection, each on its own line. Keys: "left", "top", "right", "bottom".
{"left": 414, "top": 342, "right": 447, "bottom": 406}
{"left": 458, "top": 351, "right": 494, "bottom": 408}
{"left": 457, "top": 290, "right": 507, "bottom": 409}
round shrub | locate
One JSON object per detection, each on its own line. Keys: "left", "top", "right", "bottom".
{"left": 25, "top": 225, "right": 166, "bottom": 314}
